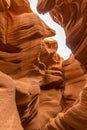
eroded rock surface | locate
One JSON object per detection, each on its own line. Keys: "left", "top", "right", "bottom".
{"left": 37, "top": 0, "right": 87, "bottom": 70}
{"left": 37, "top": 0, "right": 87, "bottom": 130}
{"left": 62, "top": 54, "right": 86, "bottom": 109}
{"left": 0, "top": 0, "right": 64, "bottom": 130}
{"left": 0, "top": 0, "right": 87, "bottom": 130}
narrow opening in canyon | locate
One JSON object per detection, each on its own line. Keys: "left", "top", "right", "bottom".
{"left": 29, "top": 0, "right": 72, "bottom": 60}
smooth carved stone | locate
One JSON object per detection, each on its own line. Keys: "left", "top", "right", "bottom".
{"left": 0, "top": 0, "right": 58, "bottom": 130}
{"left": 37, "top": 0, "right": 87, "bottom": 71}
{"left": 35, "top": 38, "right": 64, "bottom": 89}
{"left": 37, "top": 0, "right": 87, "bottom": 130}
{"left": 0, "top": 0, "right": 11, "bottom": 11}
{"left": 0, "top": 0, "right": 65, "bottom": 130}
{"left": 36, "top": 38, "right": 65, "bottom": 129}
{"left": 0, "top": 71, "right": 23, "bottom": 130}
{"left": 15, "top": 78, "right": 40, "bottom": 130}
{"left": 14, "top": 38, "right": 64, "bottom": 130}
{"left": 0, "top": 71, "right": 40, "bottom": 130}
{"left": 0, "top": 4, "right": 55, "bottom": 79}
{"left": 62, "top": 54, "right": 86, "bottom": 109}
{"left": 45, "top": 84, "right": 87, "bottom": 130}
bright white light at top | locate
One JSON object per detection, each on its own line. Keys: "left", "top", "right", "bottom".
{"left": 29, "top": 0, "right": 71, "bottom": 60}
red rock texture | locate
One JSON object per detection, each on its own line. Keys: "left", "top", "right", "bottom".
{"left": 0, "top": 71, "right": 23, "bottom": 130}
{"left": 37, "top": 0, "right": 87, "bottom": 70}
{"left": 38, "top": 38, "right": 64, "bottom": 129}
{"left": 0, "top": 0, "right": 64, "bottom": 130}
{"left": 0, "top": 0, "right": 87, "bottom": 130}
{"left": 62, "top": 54, "right": 86, "bottom": 109}
{"left": 37, "top": 0, "right": 87, "bottom": 130}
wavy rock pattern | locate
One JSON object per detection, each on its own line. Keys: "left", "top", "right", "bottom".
{"left": 0, "top": 0, "right": 87, "bottom": 130}
{"left": 62, "top": 54, "right": 86, "bottom": 109}
{"left": 37, "top": 0, "right": 87, "bottom": 130}
{"left": 37, "top": 0, "right": 87, "bottom": 70}
{"left": 0, "top": 0, "right": 65, "bottom": 130}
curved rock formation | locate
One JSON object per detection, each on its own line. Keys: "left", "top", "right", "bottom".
{"left": 0, "top": 0, "right": 11, "bottom": 11}
{"left": 0, "top": 0, "right": 86, "bottom": 130}
{"left": 37, "top": 0, "right": 87, "bottom": 130}
{"left": 62, "top": 54, "right": 86, "bottom": 109}
{"left": 0, "top": 71, "right": 23, "bottom": 130}
{"left": 0, "top": 0, "right": 64, "bottom": 130}
{"left": 37, "top": 38, "right": 64, "bottom": 129}
{"left": 37, "top": 0, "right": 87, "bottom": 70}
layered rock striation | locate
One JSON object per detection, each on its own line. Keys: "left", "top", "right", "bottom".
{"left": 0, "top": 0, "right": 65, "bottom": 130}
{"left": 37, "top": 0, "right": 87, "bottom": 130}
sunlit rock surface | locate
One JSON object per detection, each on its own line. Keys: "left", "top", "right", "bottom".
{"left": 0, "top": 0, "right": 87, "bottom": 130}
{"left": 0, "top": 0, "right": 65, "bottom": 130}
{"left": 37, "top": 0, "right": 87, "bottom": 70}
{"left": 37, "top": 0, "right": 87, "bottom": 130}
{"left": 38, "top": 38, "right": 64, "bottom": 129}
